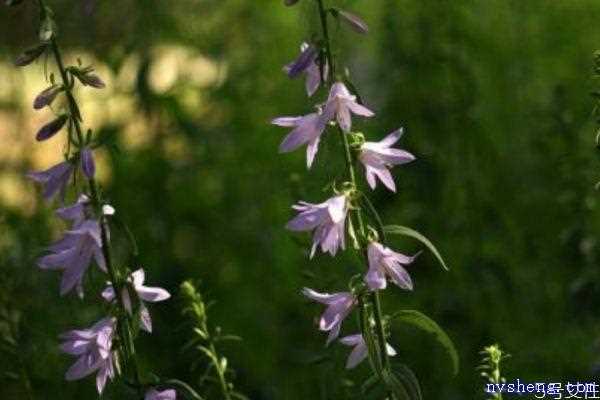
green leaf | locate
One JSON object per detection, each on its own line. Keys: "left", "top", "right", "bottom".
{"left": 392, "top": 310, "right": 459, "bottom": 376}
{"left": 392, "top": 364, "right": 423, "bottom": 400}
{"left": 384, "top": 225, "right": 449, "bottom": 271}
{"left": 381, "top": 369, "right": 411, "bottom": 400}
{"left": 360, "top": 374, "right": 381, "bottom": 395}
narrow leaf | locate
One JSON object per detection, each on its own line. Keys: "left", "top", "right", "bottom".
{"left": 381, "top": 369, "right": 411, "bottom": 400}
{"left": 392, "top": 364, "right": 423, "bottom": 400}
{"left": 384, "top": 225, "right": 449, "bottom": 271}
{"left": 392, "top": 310, "right": 459, "bottom": 376}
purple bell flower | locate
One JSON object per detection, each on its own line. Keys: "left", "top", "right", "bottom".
{"left": 322, "top": 82, "right": 374, "bottom": 132}
{"left": 27, "top": 161, "right": 73, "bottom": 202}
{"left": 302, "top": 288, "right": 356, "bottom": 345}
{"left": 365, "top": 241, "right": 417, "bottom": 291}
{"left": 285, "top": 42, "right": 328, "bottom": 97}
{"left": 358, "top": 128, "right": 415, "bottom": 192}
{"left": 272, "top": 112, "right": 328, "bottom": 168}
{"left": 286, "top": 194, "right": 348, "bottom": 257}
{"left": 60, "top": 317, "right": 116, "bottom": 394}
{"left": 37, "top": 196, "right": 106, "bottom": 297}
{"left": 102, "top": 268, "right": 170, "bottom": 333}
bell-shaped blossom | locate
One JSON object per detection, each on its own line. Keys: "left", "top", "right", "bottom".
{"left": 339, "top": 334, "right": 396, "bottom": 369}
{"left": 60, "top": 317, "right": 116, "bottom": 394}
{"left": 302, "top": 288, "right": 356, "bottom": 345}
{"left": 38, "top": 195, "right": 106, "bottom": 297}
{"left": 285, "top": 42, "right": 328, "bottom": 97}
{"left": 145, "top": 388, "right": 177, "bottom": 400}
{"left": 27, "top": 160, "right": 73, "bottom": 202}
{"left": 286, "top": 194, "right": 348, "bottom": 257}
{"left": 272, "top": 112, "right": 327, "bottom": 168}
{"left": 365, "top": 241, "right": 416, "bottom": 291}
{"left": 38, "top": 219, "right": 106, "bottom": 297}
{"left": 359, "top": 128, "right": 415, "bottom": 192}
{"left": 55, "top": 194, "right": 90, "bottom": 226}
{"left": 322, "top": 82, "right": 374, "bottom": 132}
{"left": 102, "top": 268, "right": 170, "bottom": 333}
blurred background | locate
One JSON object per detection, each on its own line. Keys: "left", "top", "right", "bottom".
{"left": 2, "top": 0, "right": 600, "bottom": 398}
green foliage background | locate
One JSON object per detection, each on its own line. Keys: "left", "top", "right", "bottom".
{"left": 2, "top": 0, "right": 600, "bottom": 398}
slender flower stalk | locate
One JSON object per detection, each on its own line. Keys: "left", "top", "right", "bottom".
{"left": 313, "top": 0, "right": 396, "bottom": 379}
{"left": 11, "top": 1, "right": 199, "bottom": 397}
{"left": 33, "top": 1, "right": 144, "bottom": 392}
{"left": 275, "top": 0, "right": 454, "bottom": 396}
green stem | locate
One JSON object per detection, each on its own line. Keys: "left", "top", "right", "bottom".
{"left": 314, "top": 0, "right": 393, "bottom": 382}
{"left": 209, "top": 340, "right": 232, "bottom": 400}
{"left": 197, "top": 316, "right": 231, "bottom": 400}
{"left": 316, "top": 0, "right": 335, "bottom": 78}
{"left": 38, "top": 0, "right": 143, "bottom": 395}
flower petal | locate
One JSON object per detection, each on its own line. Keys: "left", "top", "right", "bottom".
{"left": 345, "top": 342, "right": 368, "bottom": 369}
{"left": 137, "top": 285, "right": 171, "bottom": 302}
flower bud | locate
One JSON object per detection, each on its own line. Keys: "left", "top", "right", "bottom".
{"left": 78, "top": 73, "right": 106, "bottom": 89}
{"left": 69, "top": 67, "right": 106, "bottom": 89}
{"left": 33, "top": 85, "right": 63, "bottom": 110}
{"left": 39, "top": 15, "right": 56, "bottom": 42}
{"left": 36, "top": 115, "right": 68, "bottom": 141}
{"left": 80, "top": 147, "right": 96, "bottom": 178}
{"left": 14, "top": 44, "right": 47, "bottom": 67}
{"left": 333, "top": 9, "right": 369, "bottom": 34}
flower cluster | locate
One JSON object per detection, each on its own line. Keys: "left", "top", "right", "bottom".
{"left": 274, "top": 1, "right": 421, "bottom": 374}
{"left": 16, "top": 2, "right": 174, "bottom": 397}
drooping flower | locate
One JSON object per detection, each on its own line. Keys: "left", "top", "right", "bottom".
{"left": 272, "top": 113, "right": 328, "bottom": 168}
{"left": 27, "top": 160, "right": 74, "bottom": 202}
{"left": 286, "top": 194, "right": 348, "bottom": 257}
{"left": 55, "top": 194, "right": 90, "bottom": 226}
{"left": 322, "top": 82, "right": 374, "bottom": 132}
{"left": 80, "top": 147, "right": 96, "bottom": 179}
{"left": 60, "top": 317, "right": 116, "bottom": 394}
{"left": 358, "top": 128, "right": 415, "bottom": 192}
{"left": 38, "top": 196, "right": 106, "bottom": 297}
{"left": 365, "top": 241, "right": 417, "bottom": 291}
{"left": 102, "top": 268, "right": 170, "bottom": 333}
{"left": 286, "top": 43, "right": 317, "bottom": 78}
{"left": 302, "top": 288, "right": 356, "bottom": 344}
{"left": 285, "top": 42, "right": 328, "bottom": 97}
{"left": 339, "top": 334, "right": 396, "bottom": 369}
{"left": 145, "top": 388, "right": 177, "bottom": 400}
